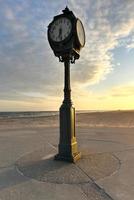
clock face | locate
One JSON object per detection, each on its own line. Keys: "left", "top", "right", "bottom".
{"left": 76, "top": 19, "right": 85, "bottom": 47}
{"left": 49, "top": 17, "right": 72, "bottom": 42}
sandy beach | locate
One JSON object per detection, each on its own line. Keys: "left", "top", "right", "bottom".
{"left": 0, "top": 110, "right": 134, "bottom": 130}
{"left": 0, "top": 110, "right": 134, "bottom": 200}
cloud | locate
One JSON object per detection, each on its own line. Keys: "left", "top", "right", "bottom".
{"left": 110, "top": 83, "right": 134, "bottom": 97}
{"left": 0, "top": 0, "right": 134, "bottom": 106}
{"left": 68, "top": 0, "right": 134, "bottom": 85}
{"left": 127, "top": 43, "right": 134, "bottom": 51}
{"left": 0, "top": 0, "right": 65, "bottom": 101}
{"left": 89, "top": 82, "right": 134, "bottom": 100}
{"left": 72, "top": 82, "right": 134, "bottom": 110}
{"left": 5, "top": 6, "right": 15, "bottom": 20}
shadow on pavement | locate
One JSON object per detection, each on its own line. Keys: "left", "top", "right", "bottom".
{"left": 0, "top": 166, "right": 29, "bottom": 190}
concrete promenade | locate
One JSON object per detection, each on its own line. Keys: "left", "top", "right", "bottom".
{"left": 0, "top": 124, "right": 134, "bottom": 200}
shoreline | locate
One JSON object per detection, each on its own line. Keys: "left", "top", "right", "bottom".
{"left": 0, "top": 110, "right": 134, "bottom": 129}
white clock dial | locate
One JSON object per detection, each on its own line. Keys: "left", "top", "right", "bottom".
{"left": 76, "top": 19, "right": 85, "bottom": 47}
{"left": 49, "top": 17, "right": 72, "bottom": 42}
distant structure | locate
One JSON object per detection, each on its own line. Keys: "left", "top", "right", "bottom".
{"left": 47, "top": 7, "right": 85, "bottom": 162}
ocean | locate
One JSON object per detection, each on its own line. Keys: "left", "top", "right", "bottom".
{"left": 0, "top": 111, "right": 58, "bottom": 119}
{"left": 0, "top": 110, "right": 98, "bottom": 119}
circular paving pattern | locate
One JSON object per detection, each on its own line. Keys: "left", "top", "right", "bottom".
{"left": 16, "top": 147, "right": 120, "bottom": 184}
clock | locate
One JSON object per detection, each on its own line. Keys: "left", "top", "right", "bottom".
{"left": 47, "top": 7, "right": 85, "bottom": 62}
{"left": 49, "top": 17, "right": 72, "bottom": 42}
{"left": 76, "top": 19, "right": 85, "bottom": 47}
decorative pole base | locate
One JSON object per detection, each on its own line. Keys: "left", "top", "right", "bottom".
{"left": 55, "top": 103, "right": 81, "bottom": 163}
{"left": 55, "top": 151, "right": 81, "bottom": 163}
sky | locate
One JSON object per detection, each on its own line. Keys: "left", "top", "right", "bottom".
{"left": 0, "top": 0, "right": 134, "bottom": 111}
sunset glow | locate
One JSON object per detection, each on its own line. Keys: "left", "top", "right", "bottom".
{"left": 0, "top": 0, "right": 134, "bottom": 111}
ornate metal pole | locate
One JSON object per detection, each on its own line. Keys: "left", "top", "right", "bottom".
{"left": 55, "top": 56, "right": 81, "bottom": 162}
{"left": 63, "top": 58, "right": 71, "bottom": 104}
{"left": 48, "top": 7, "right": 85, "bottom": 163}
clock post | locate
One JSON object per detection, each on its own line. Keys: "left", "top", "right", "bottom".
{"left": 55, "top": 55, "right": 81, "bottom": 162}
{"left": 47, "top": 7, "right": 85, "bottom": 162}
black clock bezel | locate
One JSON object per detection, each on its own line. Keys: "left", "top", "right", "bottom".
{"left": 47, "top": 7, "right": 85, "bottom": 60}
{"left": 76, "top": 19, "right": 86, "bottom": 48}
{"left": 48, "top": 13, "right": 77, "bottom": 47}
{"left": 48, "top": 16, "right": 73, "bottom": 44}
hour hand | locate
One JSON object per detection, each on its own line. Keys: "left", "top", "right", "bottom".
{"left": 58, "top": 27, "right": 62, "bottom": 40}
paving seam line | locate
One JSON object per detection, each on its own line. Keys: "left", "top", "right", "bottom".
{"left": 76, "top": 163, "right": 114, "bottom": 200}
{"left": 95, "top": 153, "right": 121, "bottom": 184}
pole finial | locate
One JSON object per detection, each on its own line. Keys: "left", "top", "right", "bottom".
{"left": 62, "top": 6, "right": 70, "bottom": 14}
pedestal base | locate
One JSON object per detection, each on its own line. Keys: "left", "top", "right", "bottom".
{"left": 54, "top": 151, "right": 81, "bottom": 163}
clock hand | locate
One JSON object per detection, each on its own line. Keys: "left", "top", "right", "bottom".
{"left": 59, "top": 27, "right": 62, "bottom": 40}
